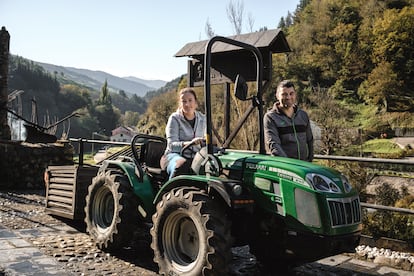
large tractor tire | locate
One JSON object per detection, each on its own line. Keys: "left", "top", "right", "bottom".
{"left": 151, "top": 187, "right": 232, "bottom": 276}
{"left": 84, "top": 169, "right": 140, "bottom": 250}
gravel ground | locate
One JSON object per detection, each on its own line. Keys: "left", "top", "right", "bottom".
{"left": 0, "top": 189, "right": 412, "bottom": 275}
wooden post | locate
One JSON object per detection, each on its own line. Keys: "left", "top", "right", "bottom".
{"left": 0, "top": 26, "right": 11, "bottom": 140}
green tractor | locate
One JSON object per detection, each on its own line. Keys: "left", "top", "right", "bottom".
{"left": 83, "top": 36, "right": 361, "bottom": 275}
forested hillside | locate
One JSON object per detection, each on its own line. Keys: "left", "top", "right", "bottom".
{"left": 138, "top": 0, "right": 414, "bottom": 156}
{"left": 7, "top": 56, "right": 148, "bottom": 139}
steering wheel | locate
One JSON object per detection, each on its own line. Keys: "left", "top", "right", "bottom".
{"left": 180, "top": 139, "right": 205, "bottom": 157}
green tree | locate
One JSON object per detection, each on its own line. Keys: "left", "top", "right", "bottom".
{"left": 122, "top": 111, "right": 140, "bottom": 127}
{"left": 358, "top": 62, "right": 401, "bottom": 111}
{"left": 298, "top": 0, "right": 311, "bottom": 10}
{"left": 278, "top": 17, "right": 286, "bottom": 29}
{"left": 90, "top": 81, "right": 120, "bottom": 136}
{"left": 131, "top": 94, "right": 140, "bottom": 103}
{"left": 60, "top": 84, "right": 91, "bottom": 113}
{"left": 98, "top": 79, "right": 111, "bottom": 105}
{"left": 92, "top": 104, "right": 120, "bottom": 137}
{"left": 69, "top": 107, "right": 100, "bottom": 138}
{"left": 370, "top": 6, "right": 414, "bottom": 110}
{"left": 119, "top": 90, "right": 127, "bottom": 98}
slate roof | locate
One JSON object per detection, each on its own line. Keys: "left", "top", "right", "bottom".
{"left": 175, "top": 28, "right": 291, "bottom": 58}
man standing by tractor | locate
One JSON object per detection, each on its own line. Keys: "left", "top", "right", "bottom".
{"left": 264, "top": 80, "right": 314, "bottom": 161}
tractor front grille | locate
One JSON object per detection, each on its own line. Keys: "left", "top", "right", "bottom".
{"left": 327, "top": 197, "right": 361, "bottom": 227}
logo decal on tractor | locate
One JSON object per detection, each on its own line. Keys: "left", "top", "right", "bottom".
{"left": 268, "top": 167, "right": 305, "bottom": 184}
{"left": 245, "top": 163, "right": 267, "bottom": 171}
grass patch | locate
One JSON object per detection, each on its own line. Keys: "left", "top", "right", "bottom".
{"left": 362, "top": 139, "right": 405, "bottom": 158}
{"left": 73, "top": 153, "right": 95, "bottom": 165}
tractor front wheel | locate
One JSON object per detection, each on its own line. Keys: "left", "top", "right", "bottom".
{"left": 151, "top": 187, "right": 232, "bottom": 276}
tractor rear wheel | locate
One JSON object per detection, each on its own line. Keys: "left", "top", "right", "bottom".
{"left": 151, "top": 187, "right": 232, "bottom": 276}
{"left": 84, "top": 169, "right": 140, "bottom": 250}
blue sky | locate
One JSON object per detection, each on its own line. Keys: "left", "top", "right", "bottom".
{"left": 1, "top": 0, "right": 299, "bottom": 81}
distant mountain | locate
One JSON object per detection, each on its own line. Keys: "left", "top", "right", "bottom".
{"left": 36, "top": 62, "right": 167, "bottom": 97}
{"left": 124, "top": 76, "right": 166, "bottom": 90}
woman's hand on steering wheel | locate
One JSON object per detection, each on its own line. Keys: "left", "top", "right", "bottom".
{"left": 181, "top": 137, "right": 205, "bottom": 156}
{"left": 191, "top": 137, "right": 204, "bottom": 145}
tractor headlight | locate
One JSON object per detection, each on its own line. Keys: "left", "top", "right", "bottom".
{"left": 232, "top": 184, "right": 243, "bottom": 196}
{"left": 306, "top": 173, "right": 341, "bottom": 193}
{"left": 341, "top": 174, "right": 353, "bottom": 193}
{"left": 226, "top": 182, "right": 243, "bottom": 196}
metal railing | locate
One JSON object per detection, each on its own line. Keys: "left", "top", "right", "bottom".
{"left": 69, "top": 138, "right": 130, "bottom": 166}
{"left": 360, "top": 202, "right": 414, "bottom": 215}
{"left": 314, "top": 154, "right": 414, "bottom": 166}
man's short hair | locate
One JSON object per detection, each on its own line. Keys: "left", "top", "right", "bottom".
{"left": 278, "top": 80, "right": 294, "bottom": 89}
{"left": 276, "top": 80, "right": 295, "bottom": 94}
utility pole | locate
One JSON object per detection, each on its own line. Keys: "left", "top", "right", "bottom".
{"left": 0, "top": 26, "right": 11, "bottom": 140}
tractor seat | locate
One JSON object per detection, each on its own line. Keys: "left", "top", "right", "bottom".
{"left": 144, "top": 140, "right": 167, "bottom": 177}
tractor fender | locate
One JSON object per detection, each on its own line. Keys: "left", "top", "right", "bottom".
{"left": 98, "top": 160, "right": 156, "bottom": 217}
{"left": 98, "top": 160, "right": 141, "bottom": 185}
{"left": 154, "top": 175, "right": 232, "bottom": 207}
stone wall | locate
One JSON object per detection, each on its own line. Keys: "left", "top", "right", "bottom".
{"left": 0, "top": 140, "right": 74, "bottom": 189}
